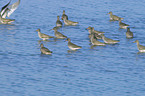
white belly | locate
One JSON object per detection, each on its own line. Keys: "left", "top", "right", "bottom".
{"left": 139, "top": 50, "right": 145, "bottom": 52}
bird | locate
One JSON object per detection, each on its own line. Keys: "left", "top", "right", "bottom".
{"left": 1, "top": 8, "right": 10, "bottom": 19}
{"left": 133, "top": 40, "right": 145, "bottom": 52}
{"left": 107, "top": 11, "right": 124, "bottom": 21}
{"left": 36, "top": 29, "right": 54, "bottom": 40}
{"left": 63, "top": 16, "right": 78, "bottom": 26}
{"left": 90, "top": 33, "right": 105, "bottom": 46}
{"left": 87, "top": 27, "right": 104, "bottom": 39}
{"left": 91, "top": 27, "right": 105, "bottom": 35}
{"left": 51, "top": 27, "right": 67, "bottom": 39}
{"left": 119, "top": 19, "right": 129, "bottom": 29}
{"left": 61, "top": 10, "right": 68, "bottom": 20}
{"left": 0, "top": 14, "right": 15, "bottom": 24}
{"left": 0, "top": 0, "right": 11, "bottom": 18}
{"left": 0, "top": 0, "right": 20, "bottom": 18}
{"left": 126, "top": 27, "right": 133, "bottom": 38}
{"left": 101, "top": 34, "right": 119, "bottom": 44}
{"left": 56, "top": 16, "right": 62, "bottom": 27}
{"left": 86, "top": 26, "right": 92, "bottom": 34}
{"left": 40, "top": 43, "right": 52, "bottom": 55}
{"left": 66, "top": 38, "right": 82, "bottom": 50}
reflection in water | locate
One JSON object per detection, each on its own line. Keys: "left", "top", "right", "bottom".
{"left": 135, "top": 51, "right": 145, "bottom": 60}
{"left": 37, "top": 39, "right": 55, "bottom": 44}
{"left": 67, "top": 50, "right": 78, "bottom": 53}
{"left": 0, "top": 24, "right": 16, "bottom": 30}
{"left": 90, "top": 45, "right": 97, "bottom": 49}
{"left": 53, "top": 38, "right": 66, "bottom": 42}
{"left": 39, "top": 53, "right": 52, "bottom": 58}
{"left": 137, "top": 51, "right": 145, "bottom": 55}
{"left": 38, "top": 40, "right": 43, "bottom": 44}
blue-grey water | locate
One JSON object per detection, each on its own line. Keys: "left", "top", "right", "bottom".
{"left": 1, "top": 0, "right": 145, "bottom": 96}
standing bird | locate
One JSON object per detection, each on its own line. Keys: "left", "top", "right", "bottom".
{"left": 133, "top": 40, "right": 145, "bottom": 52}
{"left": 66, "top": 38, "right": 82, "bottom": 50}
{"left": 87, "top": 27, "right": 104, "bottom": 39}
{"left": 61, "top": 10, "right": 68, "bottom": 20}
{"left": 56, "top": 16, "right": 62, "bottom": 27}
{"left": 101, "top": 34, "right": 119, "bottom": 44}
{"left": 107, "top": 11, "right": 123, "bottom": 21}
{"left": 92, "top": 27, "right": 105, "bottom": 35}
{"left": 91, "top": 27, "right": 104, "bottom": 39}
{"left": 0, "top": 14, "right": 15, "bottom": 24}
{"left": 63, "top": 16, "right": 78, "bottom": 26}
{"left": 126, "top": 27, "right": 133, "bottom": 38}
{"left": 40, "top": 43, "right": 52, "bottom": 55}
{"left": 86, "top": 26, "right": 92, "bottom": 34}
{"left": 119, "top": 19, "right": 129, "bottom": 29}
{"left": 51, "top": 27, "right": 67, "bottom": 39}
{"left": 90, "top": 33, "right": 105, "bottom": 46}
{"left": 36, "top": 29, "right": 54, "bottom": 40}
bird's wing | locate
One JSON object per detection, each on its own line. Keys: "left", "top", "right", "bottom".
{"left": 67, "top": 20, "right": 78, "bottom": 24}
{"left": 57, "top": 32, "right": 66, "bottom": 37}
{"left": 41, "top": 33, "right": 53, "bottom": 38}
{"left": 69, "top": 42, "right": 81, "bottom": 48}
{"left": 0, "top": 0, "right": 11, "bottom": 17}
{"left": 7, "top": 0, "right": 20, "bottom": 17}
{"left": 105, "top": 37, "right": 118, "bottom": 42}
{"left": 139, "top": 45, "right": 145, "bottom": 50}
{"left": 41, "top": 47, "right": 51, "bottom": 52}
{"left": 41, "top": 33, "right": 49, "bottom": 38}
{"left": 121, "top": 22, "right": 129, "bottom": 26}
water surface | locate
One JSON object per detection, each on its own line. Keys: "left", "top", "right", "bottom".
{"left": 0, "top": 0, "right": 145, "bottom": 96}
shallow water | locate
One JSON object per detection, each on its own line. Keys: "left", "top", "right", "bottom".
{"left": 0, "top": 0, "right": 145, "bottom": 96}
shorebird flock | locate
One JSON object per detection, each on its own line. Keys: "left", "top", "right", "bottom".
{"left": 1, "top": 0, "right": 145, "bottom": 55}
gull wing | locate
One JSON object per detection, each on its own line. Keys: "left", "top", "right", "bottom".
{"left": 7, "top": 0, "right": 20, "bottom": 17}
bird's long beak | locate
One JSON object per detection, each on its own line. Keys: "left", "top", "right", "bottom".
{"left": 86, "top": 27, "right": 91, "bottom": 30}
